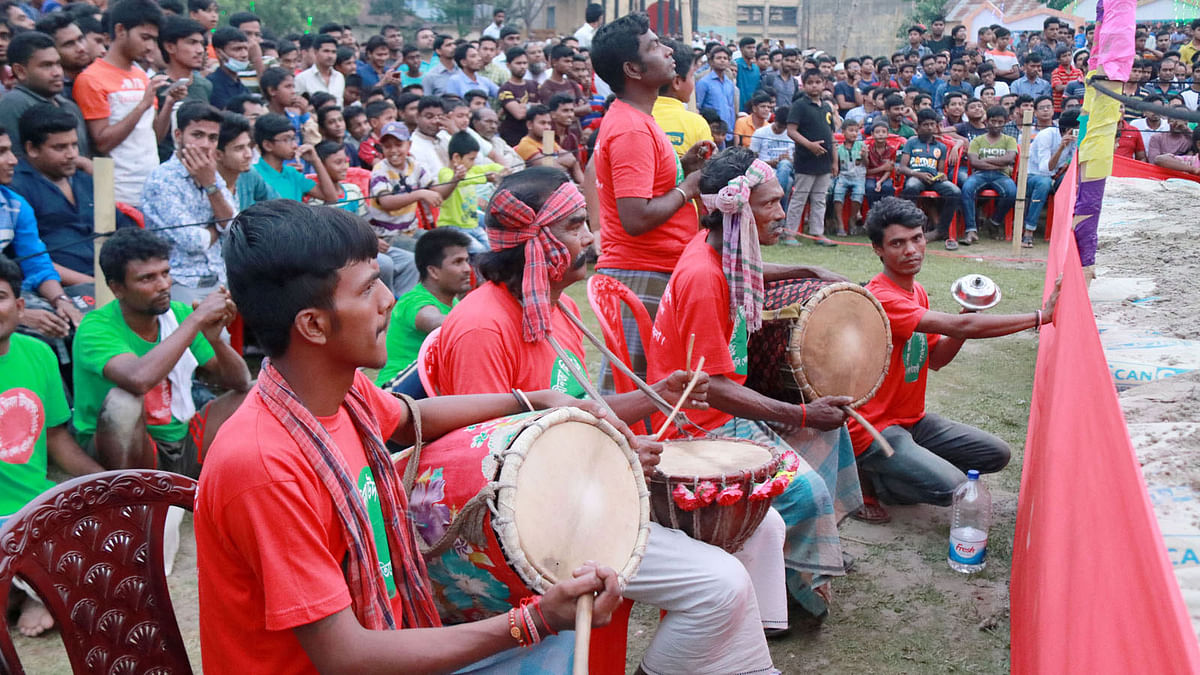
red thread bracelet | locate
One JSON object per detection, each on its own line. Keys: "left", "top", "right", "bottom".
{"left": 800, "top": 404, "right": 806, "bottom": 428}
{"left": 526, "top": 596, "right": 557, "bottom": 636}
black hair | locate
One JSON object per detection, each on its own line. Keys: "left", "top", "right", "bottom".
{"left": 591, "top": 12, "right": 649, "bottom": 96}
{"left": 994, "top": 26, "right": 1011, "bottom": 38}
{"left": 415, "top": 226, "right": 472, "bottom": 280}
{"left": 1034, "top": 94, "right": 1054, "bottom": 109}
{"left": 75, "top": 15, "right": 104, "bottom": 37}
{"left": 1058, "top": 108, "right": 1081, "bottom": 131}
{"left": 211, "top": 26, "right": 246, "bottom": 51}
{"left": 499, "top": 25, "right": 521, "bottom": 39}
{"left": 343, "top": 104, "right": 366, "bottom": 122}
{"left": 525, "top": 103, "right": 551, "bottom": 128}
{"left": 157, "top": 0, "right": 184, "bottom": 14}
{"left": 158, "top": 15, "right": 205, "bottom": 54}
{"left": 254, "top": 113, "right": 293, "bottom": 149}
{"left": 298, "top": 34, "right": 313, "bottom": 50}
{"left": 99, "top": 227, "right": 171, "bottom": 285}
{"left": 549, "top": 43, "right": 573, "bottom": 62}
{"left": 417, "top": 95, "right": 444, "bottom": 114}
{"left": 345, "top": 73, "right": 363, "bottom": 89}
{"left": 1014, "top": 93, "right": 1035, "bottom": 107}
{"left": 7, "top": 30, "right": 54, "bottom": 66}
{"left": 317, "top": 21, "right": 341, "bottom": 35}
{"left": 478, "top": 35, "right": 496, "bottom": 46}
{"left": 447, "top": 130, "right": 479, "bottom": 158}
{"left": 176, "top": 99, "right": 223, "bottom": 133}
{"left": 479, "top": 166, "right": 571, "bottom": 292}
{"left": 750, "top": 91, "right": 772, "bottom": 107}
{"left": 0, "top": 254, "right": 21, "bottom": 296}
{"left": 1022, "top": 53, "right": 1043, "bottom": 66}
{"left": 18, "top": 103, "right": 76, "bottom": 149}
{"left": 433, "top": 33, "right": 454, "bottom": 51}
{"left": 314, "top": 139, "right": 344, "bottom": 161}
{"left": 260, "top": 67, "right": 292, "bottom": 97}
{"left": 228, "top": 11, "right": 258, "bottom": 29}
{"left": 186, "top": 0, "right": 214, "bottom": 11}
{"left": 225, "top": 200, "right": 377, "bottom": 357}
{"left": 33, "top": 11, "right": 76, "bottom": 38}
{"left": 920, "top": 53, "right": 936, "bottom": 66}
{"left": 313, "top": 33, "right": 337, "bottom": 51}
{"left": 546, "top": 91, "right": 575, "bottom": 111}
{"left": 394, "top": 91, "right": 420, "bottom": 111}
{"left": 976, "top": 61, "right": 994, "bottom": 74}
{"left": 913, "top": 93, "right": 932, "bottom": 108}
{"left": 401, "top": 44, "right": 419, "bottom": 57}
{"left": 336, "top": 46, "right": 355, "bottom": 65}
{"left": 585, "top": 3, "right": 603, "bottom": 23}
{"left": 316, "top": 104, "right": 342, "bottom": 131}
{"left": 985, "top": 104, "right": 1008, "bottom": 119}
{"left": 738, "top": 36, "right": 756, "bottom": 48}
{"left": 464, "top": 89, "right": 487, "bottom": 104}
{"left": 277, "top": 40, "right": 297, "bottom": 56}
{"left": 505, "top": 45, "right": 526, "bottom": 63}
{"left": 865, "top": 196, "right": 925, "bottom": 246}
{"left": 916, "top": 108, "right": 939, "bottom": 124}
{"left": 365, "top": 35, "right": 387, "bottom": 53}
{"left": 108, "top": 0, "right": 164, "bottom": 38}
{"left": 697, "top": 147, "right": 756, "bottom": 231}
{"left": 365, "top": 98, "right": 395, "bottom": 120}
{"left": 453, "top": 42, "right": 474, "bottom": 69}
{"left": 224, "top": 93, "right": 262, "bottom": 114}
{"left": 309, "top": 90, "right": 338, "bottom": 111}
{"left": 217, "top": 111, "right": 250, "bottom": 150}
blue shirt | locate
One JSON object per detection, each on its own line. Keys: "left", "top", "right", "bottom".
{"left": 0, "top": 185, "right": 56, "bottom": 291}
{"left": 933, "top": 79, "right": 973, "bottom": 110}
{"left": 734, "top": 58, "right": 760, "bottom": 111}
{"left": 1010, "top": 76, "right": 1052, "bottom": 100}
{"left": 206, "top": 67, "right": 248, "bottom": 110}
{"left": 695, "top": 70, "right": 737, "bottom": 139}
{"left": 10, "top": 160, "right": 97, "bottom": 277}
{"left": 253, "top": 157, "right": 315, "bottom": 202}
{"left": 444, "top": 70, "right": 499, "bottom": 99}
{"left": 911, "top": 73, "right": 941, "bottom": 96}
{"left": 141, "top": 155, "right": 235, "bottom": 289}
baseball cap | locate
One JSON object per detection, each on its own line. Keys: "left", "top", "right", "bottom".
{"left": 380, "top": 121, "right": 410, "bottom": 142}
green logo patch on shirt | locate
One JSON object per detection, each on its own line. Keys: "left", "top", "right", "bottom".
{"left": 730, "top": 310, "right": 748, "bottom": 377}
{"left": 551, "top": 352, "right": 588, "bottom": 398}
{"left": 902, "top": 333, "right": 929, "bottom": 383}
{"left": 358, "top": 466, "right": 396, "bottom": 596}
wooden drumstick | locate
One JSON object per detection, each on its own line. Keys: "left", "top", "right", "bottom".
{"left": 685, "top": 333, "right": 695, "bottom": 373}
{"left": 573, "top": 594, "right": 594, "bottom": 675}
{"left": 841, "top": 406, "right": 895, "bottom": 457}
{"left": 652, "top": 356, "right": 706, "bottom": 442}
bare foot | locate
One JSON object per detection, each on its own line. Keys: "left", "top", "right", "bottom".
{"left": 17, "top": 595, "right": 54, "bottom": 637}
{"left": 814, "top": 581, "right": 833, "bottom": 606}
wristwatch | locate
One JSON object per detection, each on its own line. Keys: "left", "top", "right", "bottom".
{"left": 202, "top": 183, "right": 220, "bottom": 196}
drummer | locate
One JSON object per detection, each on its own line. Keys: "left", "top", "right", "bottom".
{"left": 195, "top": 200, "right": 626, "bottom": 672}
{"left": 850, "top": 196, "right": 1060, "bottom": 522}
{"left": 645, "top": 147, "right": 864, "bottom": 618}
{"left": 431, "top": 166, "right": 790, "bottom": 674}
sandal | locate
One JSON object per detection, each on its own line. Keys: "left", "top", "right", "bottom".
{"left": 851, "top": 496, "right": 892, "bottom": 524}
{"left": 944, "top": 239, "right": 959, "bottom": 251}
{"left": 1021, "top": 234, "right": 1034, "bottom": 248}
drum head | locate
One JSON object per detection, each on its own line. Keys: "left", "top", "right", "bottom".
{"left": 659, "top": 439, "right": 773, "bottom": 477}
{"left": 510, "top": 420, "right": 643, "bottom": 586}
{"left": 793, "top": 285, "right": 891, "bottom": 403}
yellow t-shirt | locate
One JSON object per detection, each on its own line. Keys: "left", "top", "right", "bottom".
{"left": 1180, "top": 42, "right": 1198, "bottom": 69}
{"left": 651, "top": 96, "right": 714, "bottom": 158}
{"left": 733, "top": 115, "right": 766, "bottom": 147}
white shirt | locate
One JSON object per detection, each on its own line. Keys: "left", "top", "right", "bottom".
{"left": 574, "top": 23, "right": 597, "bottom": 50}
{"left": 482, "top": 22, "right": 503, "bottom": 40}
{"left": 1029, "top": 126, "right": 1075, "bottom": 176}
{"left": 749, "top": 124, "right": 793, "bottom": 163}
{"left": 1183, "top": 89, "right": 1200, "bottom": 111}
{"left": 410, "top": 129, "right": 448, "bottom": 177}
{"left": 1131, "top": 117, "right": 1168, "bottom": 150}
{"left": 975, "top": 81, "right": 1010, "bottom": 98}
{"left": 294, "top": 66, "right": 345, "bottom": 105}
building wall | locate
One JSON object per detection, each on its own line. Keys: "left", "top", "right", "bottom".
{"left": 707, "top": 0, "right": 912, "bottom": 58}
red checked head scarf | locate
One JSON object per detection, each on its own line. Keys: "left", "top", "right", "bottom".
{"left": 487, "top": 180, "right": 587, "bottom": 342}
{"left": 700, "top": 158, "right": 775, "bottom": 333}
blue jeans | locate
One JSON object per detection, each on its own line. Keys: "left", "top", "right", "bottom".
{"left": 1024, "top": 173, "right": 1061, "bottom": 232}
{"left": 901, "top": 176, "right": 961, "bottom": 235}
{"left": 856, "top": 413, "right": 1011, "bottom": 506}
{"left": 776, "top": 159, "right": 793, "bottom": 210}
{"left": 832, "top": 171, "right": 866, "bottom": 203}
{"left": 961, "top": 171, "right": 1016, "bottom": 232}
{"left": 865, "top": 177, "right": 893, "bottom": 205}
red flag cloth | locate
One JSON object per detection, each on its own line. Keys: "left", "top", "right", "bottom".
{"left": 1011, "top": 158, "right": 1200, "bottom": 673}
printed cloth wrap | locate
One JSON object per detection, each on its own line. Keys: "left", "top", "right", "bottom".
{"left": 700, "top": 158, "right": 775, "bottom": 334}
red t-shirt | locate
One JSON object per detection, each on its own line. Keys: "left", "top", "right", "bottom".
{"left": 433, "top": 282, "right": 588, "bottom": 398}
{"left": 646, "top": 233, "right": 745, "bottom": 433}
{"left": 593, "top": 98, "right": 698, "bottom": 273}
{"left": 1116, "top": 120, "right": 1145, "bottom": 159}
{"left": 847, "top": 273, "right": 941, "bottom": 455}
{"left": 194, "top": 371, "right": 407, "bottom": 673}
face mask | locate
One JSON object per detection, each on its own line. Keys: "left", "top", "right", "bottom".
{"left": 224, "top": 55, "right": 250, "bottom": 71}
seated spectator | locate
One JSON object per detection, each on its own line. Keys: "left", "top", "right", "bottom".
{"left": 438, "top": 98, "right": 473, "bottom": 139}
{"left": 468, "top": 107, "right": 523, "bottom": 169}
{"left": 207, "top": 26, "right": 250, "bottom": 109}
{"left": 960, "top": 105, "right": 1017, "bottom": 244}
{"left": 0, "top": 255, "right": 104, "bottom": 638}
{"left": 864, "top": 122, "right": 897, "bottom": 206}
{"left": 881, "top": 92, "right": 916, "bottom": 137}
{"left": 652, "top": 38, "right": 713, "bottom": 158}
{"left": 343, "top": 73, "right": 364, "bottom": 107}
{"left": 315, "top": 104, "right": 357, "bottom": 167}
{"left": 334, "top": 46, "right": 357, "bottom": 81}
{"left": 1010, "top": 54, "right": 1051, "bottom": 99}
{"left": 734, "top": 91, "right": 772, "bottom": 146}
{"left": 251, "top": 112, "right": 338, "bottom": 203}
{"left": 1023, "top": 108, "right": 1079, "bottom": 247}
{"left": 1153, "top": 126, "right": 1200, "bottom": 175}
{"left": 214, "top": 112, "right": 276, "bottom": 212}
{"left": 514, "top": 103, "right": 584, "bottom": 182}
{"left": 0, "top": 30, "right": 91, "bottom": 166}
{"left": 973, "top": 62, "right": 1009, "bottom": 98}
{"left": 832, "top": 118, "right": 866, "bottom": 235}
{"left": 225, "top": 93, "right": 266, "bottom": 123}
{"left": 955, "top": 97, "right": 988, "bottom": 141}
{"left": 307, "top": 140, "right": 366, "bottom": 216}
{"left": 342, "top": 103, "right": 368, "bottom": 158}
{"left": 408, "top": 95, "right": 449, "bottom": 177}
{"left": 546, "top": 91, "right": 582, "bottom": 160}
{"left": 1115, "top": 108, "right": 1146, "bottom": 161}
{"left": 1003, "top": 94, "right": 1034, "bottom": 137}
{"left": 1131, "top": 96, "right": 1169, "bottom": 148}
{"left": 0, "top": 126, "right": 83, "bottom": 342}
{"left": 1147, "top": 105, "right": 1195, "bottom": 161}
{"left": 749, "top": 105, "right": 793, "bottom": 207}
{"left": 898, "top": 109, "right": 960, "bottom": 250}
{"left": 375, "top": 227, "right": 473, "bottom": 390}
{"left": 464, "top": 89, "right": 489, "bottom": 111}
{"left": 356, "top": 98, "right": 397, "bottom": 168}
{"left": 444, "top": 42, "right": 499, "bottom": 99}
{"left": 142, "top": 101, "right": 236, "bottom": 305}
{"left": 71, "top": 227, "right": 251, "bottom": 475}
{"left": 1033, "top": 95, "right": 1056, "bottom": 131}
{"left": 435, "top": 131, "right": 502, "bottom": 252}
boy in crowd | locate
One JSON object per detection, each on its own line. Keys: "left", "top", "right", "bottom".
{"left": 546, "top": 92, "right": 582, "bottom": 161}
{"left": 408, "top": 95, "right": 448, "bottom": 176}
{"left": 985, "top": 27, "right": 1019, "bottom": 81}
{"left": 832, "top": 117, "right": 866, "bottom": 236}
{"left": 537, "top": 43, "right": 584, "bottom": 116}
{"left": 955, "top": 97, "right": 988, "bottom": 141}
{"left": 0, "top": 31, "right": 91, "bottom": 166}
{"left": 307, "top": 140, "right": 366, "bottom": 216}
{"left": 651, "top": 38, "right": 714, "bottom": 158}
{"left": 734, "top": 92, "right": 773, "bottom": 146}
{"left": 514, "top": 103, "right": 584, "bottom": 183}
{"left": 435, "top": 131, "right": 502, "bottom": 252}
{"left": 749, "top": 104, "right": 793, "bottom": 207}
{"left": 960, "top": 105, "right": 1017, "bottom": 244}
{"left": 1050, "top": 45, "right": 1082, "bottom": 112}
{"left": 356, "top": 98, "right": 397, "bottom": 168}
{"left": 865, "top": 122, "right": 896, "bottom": 207}
{"left": 252, "top": 112, "right": 338, "bottom": 203}
{"left": 214, "top": 112, "right": 277, "bottom": 212}
{"left": 343, "top": 104, "right": 369, "bottom": 157}
{"left": 898, "top": 108, "right": 960, "bottom": 250}
{"left": 783, "top": 69, "right": 839, "bottom": 247}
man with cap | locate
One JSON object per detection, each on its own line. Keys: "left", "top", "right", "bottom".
{"left": 431, "top": 165, "right": 793, "bottom": 671}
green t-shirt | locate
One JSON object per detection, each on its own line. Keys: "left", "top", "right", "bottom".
{"left": 435, "top": 163, "right": 503, "bottom": 229}
{"left": 72, "top": 301, "right": 215, "bottom": 445}
{"left": 253, "top": 157, "right": 315, "bottom": 202}
{"left": 376, "top": 284, "right": 455, "bottom": 385}
{"left": 0, "top": 333, "right": 70, "bottom": 516}
{"left": 968, "top": 133, "right": 1019, "bottom": 176}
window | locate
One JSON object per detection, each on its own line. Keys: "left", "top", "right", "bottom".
{"left": 737, "top": 5, "right": 764, "bottom": 24}
{"left": 768, "top": 6, "right": 797, "bottom": 25}
{"left": 546, "top": 5, "right": 555, "bottom": 29}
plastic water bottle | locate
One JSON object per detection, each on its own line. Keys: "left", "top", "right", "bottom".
{"left": 948, "top": 470, "right": 991, "bottom": 573}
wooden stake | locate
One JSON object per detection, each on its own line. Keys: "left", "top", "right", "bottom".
{"left": 541, "top": 129, "right": 555, "bottom": 167}
{"left": 93, "top": 158, "right": 116, "bottom": 308}
{"left": 1011, "top": 109, "right": 1035, "bottom": 252}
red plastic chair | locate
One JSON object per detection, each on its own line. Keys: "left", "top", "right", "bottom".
{"left": 0, "top": 470, "right": 197, "bottom": 674}
{"left": 416, "top": 326, "right": 442, "bottom": 397}
{"left": 585, "top": 275, "right": 654, "bottom": 396}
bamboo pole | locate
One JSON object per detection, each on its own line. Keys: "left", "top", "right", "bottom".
{"left": 93, "top": 157, "right": 116, "bottom": 307}
{"left": 1011, "top": 109, "right": 1034, "bottom": 252}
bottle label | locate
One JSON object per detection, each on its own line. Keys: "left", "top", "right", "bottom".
{"left": 949, "top": 534, "right": 987, "bottom": 565}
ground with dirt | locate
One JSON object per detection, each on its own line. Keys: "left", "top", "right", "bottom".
{"left": 7, "top": 237, "right": 1047, "bottom": 674}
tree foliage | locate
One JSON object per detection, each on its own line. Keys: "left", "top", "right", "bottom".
{"left": 228, "top": 0, "right": 360, "bottom": 35}
{"left": 430, "top": 0, "right": 475, "bottom": 35}
{"left": 898, "top": 0, "right": 949, "bottom": 40}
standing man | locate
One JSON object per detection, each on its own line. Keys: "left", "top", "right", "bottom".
{"left": 0, "top": 31, "right": 90, "bottom": 162}
{"left": 481, "top": 8, "right": 505, "bottom": 40}
{"left": 141, "top": 101, "right": 236, "bottom": 305}
{"left": 159, "top": 17, "right": 215, "bottom": 106}
{"left": 734, "top": 36, "right": 760, "bottom": 112}
{"left": 497, "top": 47, "right": 538, "bottom": 147}
{"left": 782, "top": 69, "right": 838, "bottom": 247}
{"left": 591, "top": 13, "right": 714, "bottom": 384}
{"left": 695, "top": 44, "right": 736, "bottom": 143}
{"left": 33, "top": 13, "right": 93, "bottom": 103}
{"left": 574, "top": 4, "right": 603, "bottom": 50}
{"left": 74, "top": 0, "right": 178, "bottom": 206}
{"left": 206, "top": 27, "right": 252, "bottom": 109}
{"left": 925, "top": 18, "right": 953, "bottom": 54}
{"left": 537, "top": 44, "right": 583, "bottom": 111}
{"left": 295, "top": 34, "right": 345, "bottom": 105}
{"left": 761, "top": 47, "right": 799, "bottom": 109}
{"left": 444, "top": 43, "right": 498, "bottom": 99}
{"left": 421, "top": 34, "right": 457, "bottom": 97}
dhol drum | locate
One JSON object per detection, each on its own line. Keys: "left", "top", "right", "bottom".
{"left": 394, "top": 407, "right": 651, "bottom": 624}
{"left": 746, "top": 279, "right": 892, "bottom": 407}
{"left": 647, "top": 438, "right": 800, "bottom": 554}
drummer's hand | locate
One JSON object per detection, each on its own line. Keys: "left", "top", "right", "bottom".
{"left": 654, "top": 369, "right": 710, "bottom": 410}
{"left": 1042, "top": 274, "right": 1063, "bottom": 326}
{"left": 803, "top": 396, "right": 854, "bottom": 430}
{"left": 529, "top": 389, "right": 643, "bottom": 448}
{"left": 540, "top": 562, "right": 624, "bottom": 631}
{"left": 630, "top": 435, "right": 663, "bottom": 477}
